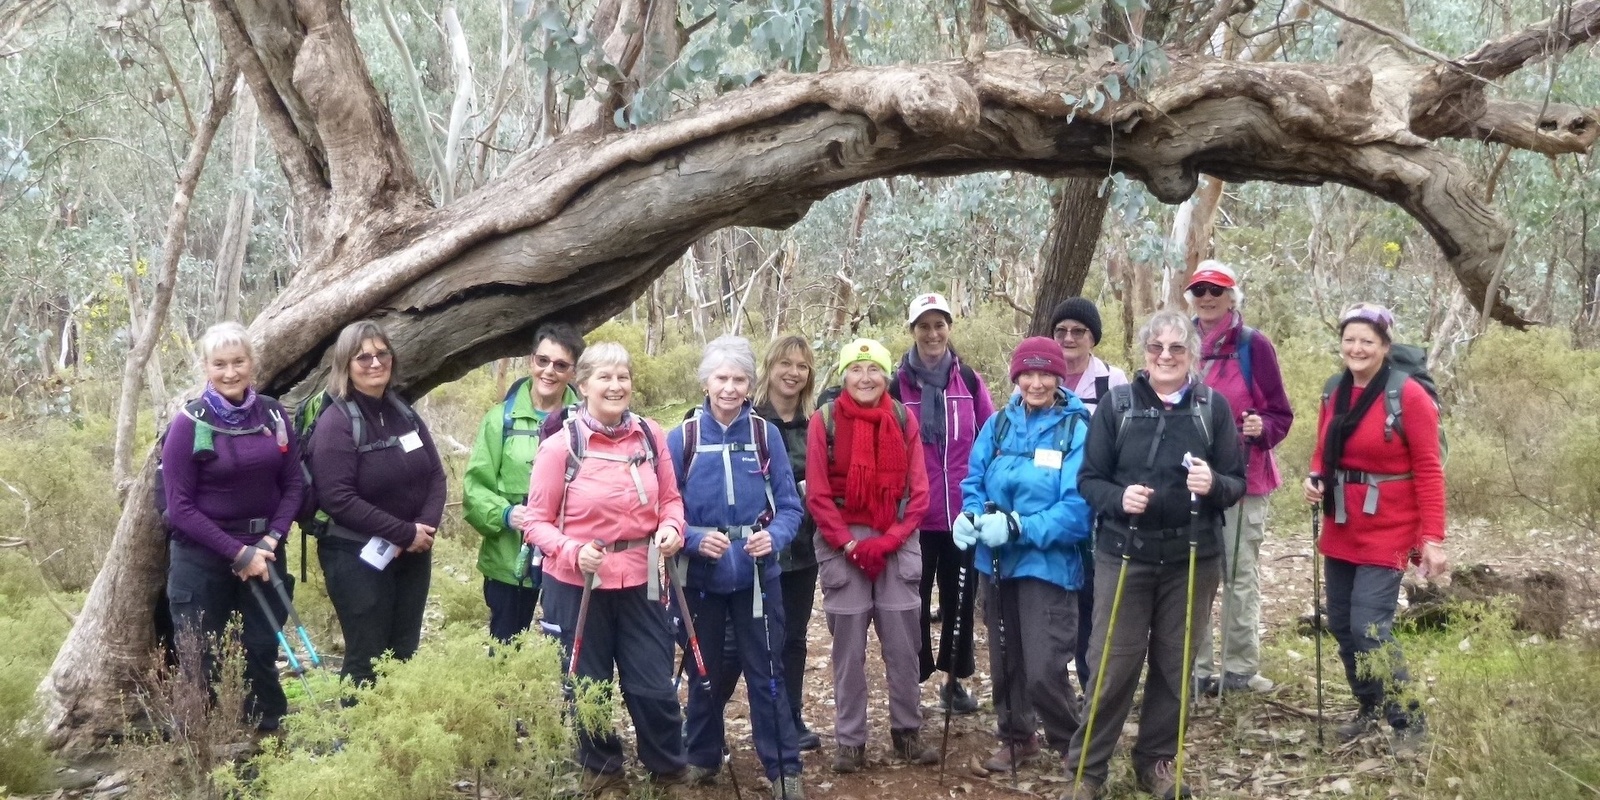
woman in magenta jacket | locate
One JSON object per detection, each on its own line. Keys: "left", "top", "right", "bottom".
{"left": 893, "top": 292, "right": 996, "bottom": 712}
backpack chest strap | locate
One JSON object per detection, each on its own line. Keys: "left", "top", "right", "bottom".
{"left": 581, "top": 449, "right": 652, "bottom": 505}
{"left": 1331, "top": 469, "right": 1414, "bottom": 523}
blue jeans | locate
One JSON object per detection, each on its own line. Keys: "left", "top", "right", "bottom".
{"left": 685, "top": 576, "right": 801, "bottom": 780}
{"left": 1323, "top": 556, "right": 1421, "bottom": 728}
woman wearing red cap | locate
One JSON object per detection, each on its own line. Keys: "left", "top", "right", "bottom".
{"left": 956, "top": 337, "right": 1093, "bottom": 773}
{"left": 1184, "top": 260, "right": 1294, "bottom": 697}
{"left": 893, "top": 292, "right": 995, "bottom": 715}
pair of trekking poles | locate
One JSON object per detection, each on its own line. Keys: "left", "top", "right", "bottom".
{"left": 565, "top": 533, "right": 794, "bottom": 800}
{"left": 245, "top": 560, "right": 324, "bottom": 704}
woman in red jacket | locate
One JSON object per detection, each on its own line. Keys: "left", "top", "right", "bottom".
{"left": 807, "top": 338, "right": 935, "bottom": 774}
{"left": 1304, "top": 303, "right": 1446, "bottom": 757}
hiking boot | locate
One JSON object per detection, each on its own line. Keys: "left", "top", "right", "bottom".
{"left": 1060, "top": 778, "right": 1103, "bottom": 800}
{"left": 831, "top": 744, "right": 866, "bottom": 773}
{"left": 1391, "top": 719, "right": 1428, "bottom": 759}
{"left": 795, "top": 721, "right": 821, "bottom": 751}
{"left": 577, "top": 769, "right": 626, "bottom": 798}
{"left": 891, "top": 728, "right": 940, "bottom": 765}
{"left": 1336, "top": 710, "right": 1382, "bottom": 743}
{"left": 982, "top": 736, "right": 1042, "bottom": 773}
{"left": 941, "top": 679, "right": 980, "bottom": 714}
{"left": 1220, "top": 672, "right": 1274, "bottom": 693}
{"left": 1193, "top": 674, "right": 1220, "bottom": 697}
{"left": 771, "top": 774, "right": 805, "bottom": 800}
{"left": 1135, "top": 759, "right": 1194, "bottom": 799}
{"left": 683, "top": 764, "right": 718, "bottom": 785}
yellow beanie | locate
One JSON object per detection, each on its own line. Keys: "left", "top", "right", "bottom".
{"left": 836, "top": 338, "right": 893, "bottom": 377}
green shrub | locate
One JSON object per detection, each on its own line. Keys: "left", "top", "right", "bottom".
{"left": 0, "top": 414, "right": 132, "bottom": 591}
{"left": 0, "top": 551, "right": 75, "bottom": 791}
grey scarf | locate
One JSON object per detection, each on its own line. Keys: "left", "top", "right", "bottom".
{"left": 901, "top": 349, "right": 954, "bottom": 446}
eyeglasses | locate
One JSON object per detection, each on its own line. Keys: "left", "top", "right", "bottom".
{"left": 1053, "top": 326, "right": 1092, "bottom": 341}
{"left": 1189, "top": 285, "right": 1228, "bottom": 298}
{"left": 1144, "top": 342, "right": 1190, "bottom": 357}
{"left": 534, "top": 355, "right": 574, "bottom": 373}
{"left": 353, "top": 351, "right": 393, "bottom": 368}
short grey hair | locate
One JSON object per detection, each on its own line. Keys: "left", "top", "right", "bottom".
{"left": 575, "top": 342, "right": 632, "bottom": 387}
{"left": 1137, "top": 310, "right": 1202, "bottom": 379}
{"left": 198, "top": 321, "right": 255, "bottom": 364}
{"left": 698, "top": 335, "right": 758, "bottom": 386}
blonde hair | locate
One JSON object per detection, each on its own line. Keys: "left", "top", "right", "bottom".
{"left": 197, "top": 321, "right": 254, "bottom": 364}
{"left": 754, "top": 335, "right": 817, "bottom": 415}
{"left": 574, "top": 342, "right": 632, "bottom": 387}
{"left": 325, "top": 320, "right": 395, "bottom": 400}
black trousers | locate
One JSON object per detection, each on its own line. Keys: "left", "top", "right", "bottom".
{"left": 483, "top": 577, "right": 540, "bottom": 643}
{"left": 318, "top": 540, "right": 431, "bottom": 688}
{"left": 166, "top": 538, "right": 291, "bottom": 724}
{"left": 919, "top": 529, "right": 976, "bottom": 681}
{"left": 543, "top": 577, "right": 686, "bottom": 776}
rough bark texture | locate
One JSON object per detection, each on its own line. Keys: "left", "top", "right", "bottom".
{"left": 40, "top": 0, "right": 1600, "bottom": 751}
{"left": 1028, "top": 178, "right": 1110, "bottom": 336}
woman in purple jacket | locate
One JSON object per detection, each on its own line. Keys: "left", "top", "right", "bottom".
{"left": 163, "top": 321, "right": 302, "bottom": 732}
{"left": 895, "top": 292, "right": 996, "bottom": 713}
{"left": 1186, "top": 261, "right": 1295, "bottom": 696}
{"left": 310, "top": 320, "right": 447, "bottom": 692}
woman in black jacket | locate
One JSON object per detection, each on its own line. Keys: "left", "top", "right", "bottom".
{"left": 1062, "top": 310, "right": 1247, "bottom": 800}
{"left": 309, "top": 320, "right": 447, "bottom": 692}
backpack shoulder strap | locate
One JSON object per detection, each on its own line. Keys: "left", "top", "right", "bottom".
{"left": 1236, "top": 327, "right": 1255, "bottom": 388}
{"left": 890, "top": 399, "right": 911, "bottom": 435}
{"left": 1109, "top": 384, "right": 1138, "bottom": 452}
{"left": 990, "top": 410, "right": 1012, "bottom": 459}
{"left": 959, "top": 363, "right": 981, "bottom": 398}
{"left": 336, "top": 397, "right": 367, "bottom": 450}
{"left": 682, "top": 410, "right": 701, "bottom": 472}
{"left": 637, "top": 417, "right": 661, "bottom": 466}
{"left": 1093, "top": 375, "right": 1110, "bottom": 401}
{"left": 1190, "top": 384, "right": 1214, "bottom": 449}
{"left": 887, "top": 375, "right": 902, "bottom": 403}
{"left": 820, "top": 401, "right": 837, "bottom": 461}
{"left": 501, "top": 377, "right": 531, "bottom": 442}
{"left": 1382, "top": 368, "right": 1410, "bottom": 442}
{"left": 563, "top": 416, "right": 585, "bottom": 484}
{"left": 749, "top": 411, "right": 777, "bottom": 513}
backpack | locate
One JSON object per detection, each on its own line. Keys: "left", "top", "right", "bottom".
{"left": 154, "top": 397, "right": 290, "bottom": 528}
{"left": 1105, "top": 382, "right": 1217, "bottom": 456}
{"left": 817, "top": 362, "right": 982, "bottom": 407}
{"left": 815, "top": 398, "right": 916, "bottom": 519}
{"left": 988, "top": 403, "right": 1082, "bottom": 461}
{"left": 560, "top": 413, "right": 661, "bottom": 487}
{"left": 293, "top": 390, "right": 422, "bottom": 537}
{"left": 680, "top": 407, "right": 777, "bottom": 513}
{"left": 1321, "top": 343, "right": 1447, "bottom": 460}
{"left": 501, "top": 377, "right": 547, "bottom": 444}
{"left": 1201, "top": 326, "right": 1256, "bottom": 389}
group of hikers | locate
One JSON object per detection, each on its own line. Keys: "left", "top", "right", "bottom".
{"left": 158, "top": 259, "right": 1448, "bottom": 800}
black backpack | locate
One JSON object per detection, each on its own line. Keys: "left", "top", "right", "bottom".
{"left": 1321, "top": 343, "right": 1447, "bottom": 460}
{"left": 153, "top": 397, "right": 289, "bottom": 529}
{"left": 293, "top": 390, "right": 421, "bottom": 540}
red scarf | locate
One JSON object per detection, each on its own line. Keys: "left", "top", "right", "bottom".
{"left": 832, "top": 391, "right": 910, "bottom": 532}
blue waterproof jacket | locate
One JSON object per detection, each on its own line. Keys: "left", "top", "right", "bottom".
{"left": 960, "top": 388, "right": 1093, "bottom": 591}
{"left": 668, "top": 400, "right": 805, "bottom": 593}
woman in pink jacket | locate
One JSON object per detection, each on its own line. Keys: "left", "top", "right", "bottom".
{"left": 522, "top": 342, "right": 692, "bottom": 794}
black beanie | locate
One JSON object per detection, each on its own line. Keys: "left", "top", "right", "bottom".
{"left": 1048, "top": 297, "right": 1103, "bottom": 345}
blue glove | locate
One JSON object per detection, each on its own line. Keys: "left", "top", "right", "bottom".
{"left": 952, "top": 513, "right": 979, "bottom": 551}
{"left": 977, "top": 512, "right": 1011, "bottom": 548}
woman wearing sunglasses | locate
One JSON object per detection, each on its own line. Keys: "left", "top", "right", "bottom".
{"left": 463, "top": 324, "right": 586, "bottom": 642}
{"left": 1304, "top": 303, "right": 1444, "bottom": 757}
{"left": 309, "top": 320, "right": 447, "bottom": 691}
{"left": 1062, "top": 310, "right": 1246, "bottom": 800}
{"left": 1184, "top": 261, "right": 1294, "bottom": 697}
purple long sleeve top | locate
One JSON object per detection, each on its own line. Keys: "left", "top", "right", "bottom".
{"left": 162, "top": 399, "right": 302, "bottom": 561}
{"left": 309, "top": 390, "right": 447, "bottom": 548}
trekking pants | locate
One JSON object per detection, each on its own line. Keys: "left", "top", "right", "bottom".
{"left": 984, "top": 576, "right": 1081, "bottom": 753}
{"left": 685, "top": 576, "right": 801, "bottom": 781}
{"left": 166, "top": 538, "right": 290, "bottom": 725}
{"left": 820, "top": 525, "right": 923, "bottom": 747}
{"left": 1064, "top": 550, "right": 1220, "bottom": 784}
{"left": 1194, "top": 495, "right": 1268, "bottom": 679}
{"left": 1323, "top": 556, "right": 1422, "bottom": 729}
{"left": 542, "top": 577, "right": 686, "bottom": 777}
{"left": 318, "top": 539, "right": 431, "bottom": 689}
{"left": 919, "top": 528, "right": 976, "bottom": 681}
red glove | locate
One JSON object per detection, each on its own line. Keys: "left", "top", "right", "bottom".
{"left": 849, "top": 535, "right": 901, "bottom": 582}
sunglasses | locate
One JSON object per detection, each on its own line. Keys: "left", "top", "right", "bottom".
{"left": 1053, "top": 326, "right": 1092, "bottom": 341}
{"left": 1145, "top": 342, "right": 1190, "bottom": 357}
{"left": 1189, "top": 284, "right": 1229, "bottom": 298}
{"left": 353, "top": 351, "right": 393, "bottom": 368}
{"left": 534, "top": 354, "right": 574, "bottom": 373}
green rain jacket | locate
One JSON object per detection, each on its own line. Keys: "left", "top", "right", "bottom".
{"left": 463, "top": 379, "right": 579, "bottom": 586}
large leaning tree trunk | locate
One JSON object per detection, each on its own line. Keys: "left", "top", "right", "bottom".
{"left": 39, "top": 0, "right": 1600, "bottom": 751}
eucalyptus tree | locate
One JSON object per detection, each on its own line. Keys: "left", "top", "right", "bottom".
{"left": 34, "top": 0, "right": 1600, "bottom": 750}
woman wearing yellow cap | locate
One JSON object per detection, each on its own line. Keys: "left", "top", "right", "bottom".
{"left": 806, "top": 339, "right": 935, "bottom": 773}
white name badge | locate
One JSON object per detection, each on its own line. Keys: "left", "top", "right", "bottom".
{"left": 1034, "top": 448, "right": 1063, "bottom": 470}
{"left": 399, "top": 431, "right": 423, "bottom": 453}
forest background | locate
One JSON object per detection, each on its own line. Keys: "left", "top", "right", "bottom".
{"left": 1, "top": 0, "right": 1600, "bottom": 797}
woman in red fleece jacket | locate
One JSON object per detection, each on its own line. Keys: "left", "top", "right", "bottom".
{"left": 806, "top": 338, "right": 933, "bottom": 774}
{"left": 1304, "top": 303, "right": 1446, "bottom": 757}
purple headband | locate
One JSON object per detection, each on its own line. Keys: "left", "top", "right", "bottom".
{"left": 1339, "top": 303, "right": 1395, "bottom": 334}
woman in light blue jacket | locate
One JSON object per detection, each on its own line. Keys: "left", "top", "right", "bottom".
{"left": 956, "top": 336, "right": 1094, "bottom": 774}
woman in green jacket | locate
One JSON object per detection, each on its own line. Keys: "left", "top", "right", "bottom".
{"left": 463, "top": 323, "right": 584, "bottom": 642}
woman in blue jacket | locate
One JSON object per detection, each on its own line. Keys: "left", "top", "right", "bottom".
{"left": 668, "top": 335, "right": 807, "bottom": 799}
{"left": 956, "top": 336, "right": 1094, "bottom": 774}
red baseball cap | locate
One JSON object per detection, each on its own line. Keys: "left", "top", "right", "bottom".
{"left": 1185, "top": 260, "right": 1238, "bottom": 290}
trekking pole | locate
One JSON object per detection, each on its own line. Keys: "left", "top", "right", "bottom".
{"left": 939, "top": 512, "right": 978, "bottom": 786}
{"left": 1218, "top": 425, "right": 1253, "bottom": 703}
{"left": 246, "top": 577, "right": 316, "bottom": 704}
{"left": 1174, "top": 469, "right": 1203, "bottom": 793}
{"left": 1074, "top": 510, "right": 1138, "bottom": 791}
{"left": 666, "top": 555, "right": 713, "bottom": 694}
{"left": 568, "top": 541, "right": 603, "bottom": 679}
{"left": 1311, "top": 500, "right": 1325, "bottom": 750}
{"left": 265, "top": 562, "right": 322, "bottom": 669}
{"left": 755, "top": 549, "right": 790, "bottom": 800}
{"left": 982, "top": 501, "right": 1018, "bottom": 789}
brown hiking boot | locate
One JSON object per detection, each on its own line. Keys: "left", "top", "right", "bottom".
{"left": 577, "top": 769, "right": 626, "bottom": 798}
{"left": 1136, "top": 759, "right": 1194, "bottom": 799}
{"left": 831, "top": 744, "right": 866, "bottom": 773}
{"left": 891, "top": 728, "right": 939, "bottom": 765}
{"left": 1060, "top": 778, "right": 1103, "bottom": 800}
{"left": 981, "top": 736, "right": 1042, "bottom": 772}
